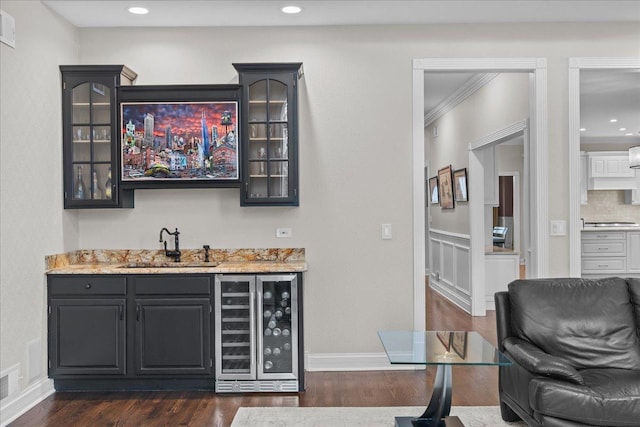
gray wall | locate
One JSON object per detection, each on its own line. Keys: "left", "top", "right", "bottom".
{"left": 1, "top": 1, "right": 639, "bottom": 408}
{"left": 1, "top": 0, "right": 78, "bottom": 401}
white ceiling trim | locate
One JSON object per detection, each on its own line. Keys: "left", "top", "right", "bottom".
{"left": 424, "top": 73, "right": 498, "bottom": 127}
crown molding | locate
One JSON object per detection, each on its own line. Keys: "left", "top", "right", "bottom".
{"left": 424, "top": 73, "right": 498, "bottom": 127}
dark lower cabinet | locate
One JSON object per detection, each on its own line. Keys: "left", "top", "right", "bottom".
{"left": 135, "top": 298, "right": 211, "bottom": 375}
{"left": 48, "top": 274, "right": 214, "bottom": 390}
{"left": 49, "top": 298, "right": 126, "bottom": 376}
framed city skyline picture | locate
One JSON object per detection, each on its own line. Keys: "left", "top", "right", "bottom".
{"left": 118, "top": 85, "right": 242, "bottom": 188}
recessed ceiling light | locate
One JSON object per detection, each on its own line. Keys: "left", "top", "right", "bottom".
{"left": 580, "top": 128, "right": 586, "bottom": 132}
{"left": 610, "top": 118, "right": 618, "bottom": 123}
{"left": 620, "top": 127, "right": 627, "bottom": 131}
{"left": 128, "top": 6, "right": 149, "bottom": 15}
{"left": 282, "top": 5, "right": 302, "bottom": 14}
{"left": 626, "top": 133, "right": 634, "bottom": 136}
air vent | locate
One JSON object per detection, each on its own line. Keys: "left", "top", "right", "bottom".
{"left": 0, "top": 375, "right": 8, "bottom": 400}
{"left": 0, "top": 364, "right": 19, "bottom": 401}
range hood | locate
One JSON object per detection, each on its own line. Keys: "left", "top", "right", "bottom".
{"left": 587, "top": 152, "right": 638, "bottom": 191}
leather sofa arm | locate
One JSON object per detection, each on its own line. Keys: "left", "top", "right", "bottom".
{"left": 503, "top": 337, "right": 585, "bottom": 385}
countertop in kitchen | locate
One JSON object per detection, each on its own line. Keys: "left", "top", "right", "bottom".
{"left": 581, "top": 226, "right": 640, "bottom": 232}
{"left": 46, "top": 248, "right": 307, "bottom": 275}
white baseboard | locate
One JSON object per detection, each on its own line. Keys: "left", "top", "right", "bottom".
{"left": 305, "top": 352, "right": 423, "bottom": 372}
{"left": 0, "top": 378, "right": 54, "bottom": 427}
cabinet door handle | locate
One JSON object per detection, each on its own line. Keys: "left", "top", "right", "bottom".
{"left": 136, "top": 305, "right": 140, "bottom": 321}
{"left": 119, "top": 304, "right": 124, "bottom": 320}
{"left": 85, "top": 283, "right": 92, "bottom": 289}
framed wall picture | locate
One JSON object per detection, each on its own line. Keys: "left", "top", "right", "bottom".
{"left": 451, "top": 331, "right": 467, "bottom": 359}
{"left": 453, "top": 168, "right": 468, "bottom": 202}
{"left": 428, "top": 176, "right": 439, "bottom": 205}
{"left": 438, "top": 165, "right": 454, "bottom": 209}
{"left": 436, "top": 331, "right": 452, "bottom": 351}
{"left": 118, "top": 84, "right": 242, "bottom": 189}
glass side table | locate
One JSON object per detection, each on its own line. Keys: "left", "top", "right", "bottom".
{"left": 378, "top": 331, "right": 511, "bottom": 427}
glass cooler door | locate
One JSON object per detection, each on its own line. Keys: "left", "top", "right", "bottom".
{"left": 257, "top": 274, "right": 298, "bottom": 380}
{"left": 215, "top": 276, "right": 256, "bottom": 380}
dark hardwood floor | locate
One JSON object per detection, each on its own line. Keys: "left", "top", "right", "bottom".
{"left": 11, "top": 285, "right": 499, "bottom": 427}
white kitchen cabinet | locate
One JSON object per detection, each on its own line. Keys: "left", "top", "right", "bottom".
{"left": 582, "top": 230, "right": 640, "bottom": 278}
{"left": 589, "top": 153, "right": 635, "bottom": 178}
{"left": 485, "top": 253, "right": 519, "bottom": 310}
{"left": 628, "top": 232, "right": 640, "bottom": 273}
{"left": 624, "top": 173, "right": 640, "bottom": 205}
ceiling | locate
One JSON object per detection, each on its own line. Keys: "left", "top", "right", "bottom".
{"left": 42, "top": 0, "right": 640, "bottom": 144}
{"left": 42, "top": 1, "right": 640, "bottom": 28}
{"left": 580, "top": 69, "right": 640, "bottom": 144}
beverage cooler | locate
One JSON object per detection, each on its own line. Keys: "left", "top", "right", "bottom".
{"left": 214, "top": 274, "right": 302, "bottom": 392}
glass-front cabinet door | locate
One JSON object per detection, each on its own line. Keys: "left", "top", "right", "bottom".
{"left": 61, "top": 65, "right": 136, "bottom": 209}
{"left": 234, "top": 63, "right": 302, "bottom": 206}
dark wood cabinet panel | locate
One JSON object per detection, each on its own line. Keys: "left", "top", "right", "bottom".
{"left": 135, "top": 298, "right": 211, "bottom": 375}
{"left": 49, "top": 298, "right": 126, "bottom": 376}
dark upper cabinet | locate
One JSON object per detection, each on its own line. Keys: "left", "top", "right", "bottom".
{"left": 60, "top": 65, "right": 137, "bottom": 209}
{"left": 233, "top": 63, "right": 303, "bottom": 206}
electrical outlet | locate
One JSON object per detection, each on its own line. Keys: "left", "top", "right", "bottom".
{"left": 381, "top": 224, "right": 392, "bottom": 240}
{"left": 276, "top": 228, "right": 292, "bottom": 238}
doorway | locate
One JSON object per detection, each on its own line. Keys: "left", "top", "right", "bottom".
{"left": 412, "top": 58, "right": 549, "bottom": 325}
{"left": 568, "top": 58, "right": 640, "bottom": 276}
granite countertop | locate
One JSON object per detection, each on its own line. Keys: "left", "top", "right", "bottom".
{"left": 46, "top": 248, "right": 307, "bottom": 275}
{"left": 582, "top": 227, "right": 640, "bottom": 232}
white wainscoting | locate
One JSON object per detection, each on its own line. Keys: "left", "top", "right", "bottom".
{"left": 429, "top": 229, "right": 472, "bottom": 313}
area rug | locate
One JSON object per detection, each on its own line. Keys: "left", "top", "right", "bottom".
{"left": 231, "top": 406, "right": 527, "bottom": 427}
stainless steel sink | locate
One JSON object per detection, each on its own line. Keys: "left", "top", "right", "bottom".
{"left": 119, "top": 262, "right": 218, "bottom": 268}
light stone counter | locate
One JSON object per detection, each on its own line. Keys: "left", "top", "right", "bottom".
{"left": 581, "top": 227, "right": 640, "bottom": 232}
{"left": 46, "top": 248, "right": 307, "bottom": 274}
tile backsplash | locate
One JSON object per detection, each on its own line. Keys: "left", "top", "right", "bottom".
{"left": 581, "top": 190, "right": 640, "bottom": 223}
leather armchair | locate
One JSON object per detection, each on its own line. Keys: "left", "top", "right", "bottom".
{"left": 495, "top": 277, "right": 640, "bottom": 426}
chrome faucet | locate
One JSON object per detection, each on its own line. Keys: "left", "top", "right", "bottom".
{"left": 159, "top": 227, "right": 181, "bottom": 262}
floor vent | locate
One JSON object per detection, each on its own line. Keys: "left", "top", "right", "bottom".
{"left": 0, "top": 364, "right": 19, "bottom": 401}
{"left": 0, "top": 375, "right": 8, "bottom": 400}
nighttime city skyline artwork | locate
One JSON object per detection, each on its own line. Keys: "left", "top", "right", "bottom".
{"left": 120, "top": 101, "right": 239, "bottom": 182}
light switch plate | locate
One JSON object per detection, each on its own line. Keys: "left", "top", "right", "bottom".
{"left": 381, "top": 223, "right": 392, "bottom": 240}
{"left": 550, "top": 220, "right": 566, "bottom": 236}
